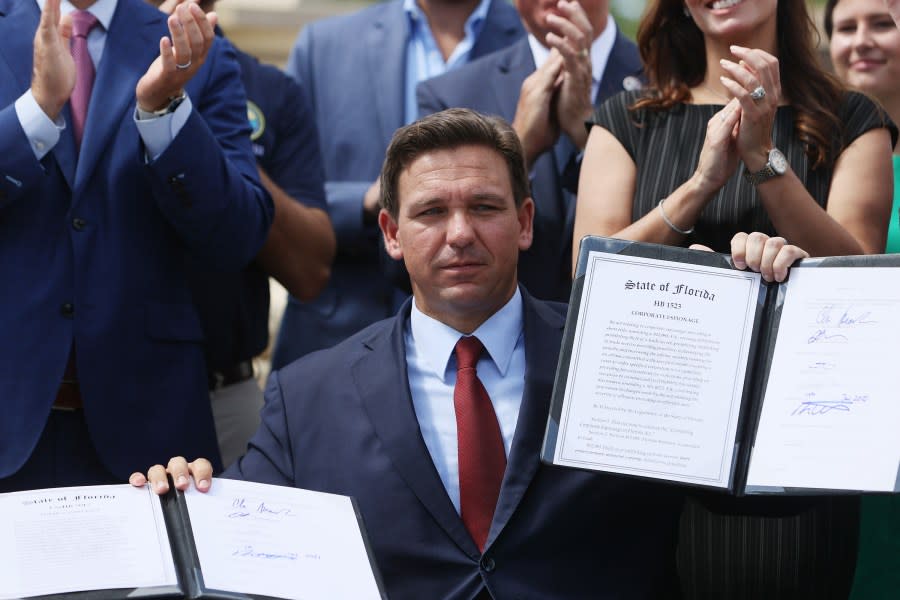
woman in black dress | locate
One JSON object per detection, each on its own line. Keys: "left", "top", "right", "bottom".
{"left": 573, "top": 1, "right": 896, "bottom": 598}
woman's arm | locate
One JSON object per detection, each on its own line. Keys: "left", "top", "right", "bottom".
{"left": 573, "top": 100, "right": 742, "bottom": 271}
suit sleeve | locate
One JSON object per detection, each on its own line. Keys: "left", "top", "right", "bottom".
{"left": 144, "top": 37, "right": 274, "bottom": 269}
{"left": 223, "top": 369, "right": 297, "bottom": 486}
{"left": 0, "top": 103, "right": 54, "bottom": 211}
{"left": 286, "top": 25, "right": 371, "bottom": 250}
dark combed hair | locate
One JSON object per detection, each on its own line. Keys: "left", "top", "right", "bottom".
{"left": 380, "top": 108, "right": 531, "bottom": 218}
{"left": 633, "top": 0, "right": 845, "bottom": 169}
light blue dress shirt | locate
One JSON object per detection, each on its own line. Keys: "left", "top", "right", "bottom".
{"left": 16, "top": 0, "right": 190, "bottom": 161}
{"left": 403, "top": 0, "right": 491, "bottom": 124}
{"left": 405, "top": 288, "right": 525, "bottom": 513}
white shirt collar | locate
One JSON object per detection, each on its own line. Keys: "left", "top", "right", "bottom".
{"left": 527, "top": 15, "right": 618, "bottom": 98}
{"left": 409, "top": 287, "right": 523, "bottom": 381}
{"left": 37, "top": 0, "right": 117, "bottom": 31}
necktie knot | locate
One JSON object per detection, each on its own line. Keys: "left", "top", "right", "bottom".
{"left": 71, "top": 10, "right": 98, "bottom": 39}
{"left": 455, "top": 336, "right": 484, "bottom": 371}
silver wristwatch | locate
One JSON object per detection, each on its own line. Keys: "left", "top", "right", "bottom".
{"left": 743, "top": 148, "right": 788, "bottom": 186}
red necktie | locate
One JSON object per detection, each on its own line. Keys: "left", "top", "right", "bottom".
{"left": 454, "top": 336, "right": 506, "bottom": 552}
{"left": 69, "top": 10, "right": 98, "bottom": 149}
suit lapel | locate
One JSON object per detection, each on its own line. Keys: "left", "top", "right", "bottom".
{"left": 471, "top": 0, "right": 523, "bottom": 59}
{"left": 75, "top": 1, "right": 163, "bottom": 192}
{"left": 490, "top": 39, "right": 534, "bottom": 121}
{"left": 366, "top": 6, "right": 408, "bottom": 142}
{"left": 595, "top": 32, "right": 643, "bottom": 105}
{"left": 356, "top": 305, "right": 481, "bottom": 558}
{"left": 487, "top": 290, "right": 565, "bottom": 548}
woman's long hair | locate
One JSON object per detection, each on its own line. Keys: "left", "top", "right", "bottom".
{"left": 633, "top": 0, "right": 844, "bottom": 169}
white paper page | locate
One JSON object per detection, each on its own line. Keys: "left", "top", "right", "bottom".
{"left": 746, "top": 267, "right": 900, "bottom": 491}
{"left": 0, "top": 484, "right": 176, "bottom": 599}
{"left": 553, "top": 252, "right": 761, "bottom": 487}
{"left": 186, "top": 478, "right": 382, "bottom": 600}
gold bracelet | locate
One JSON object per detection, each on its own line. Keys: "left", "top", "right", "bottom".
{"left": 658, "top": 197, "right": 694, "bottom": 235}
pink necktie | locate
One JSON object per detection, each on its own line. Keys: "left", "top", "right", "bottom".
{"left": 454, "top": 336, "right": 506, "bottom": 552}
{"left": 69, "top": 10, "right": 98, "bottom": 149}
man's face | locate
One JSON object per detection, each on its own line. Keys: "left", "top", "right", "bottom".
{"left": 514, "top": 0, "right": 605, "bottom": 43}
{"left": 379, "top": 145, "right": 534, "bottom": 333}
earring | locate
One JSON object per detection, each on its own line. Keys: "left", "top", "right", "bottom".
{"left": 683, "top": 5, "right": 692, "bottom": 18}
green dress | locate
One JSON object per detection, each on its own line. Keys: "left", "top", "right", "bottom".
{"left": 848, "top": 155, "right": 900, "bottom": 599}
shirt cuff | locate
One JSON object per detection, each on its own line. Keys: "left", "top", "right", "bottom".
{"left": 133, "top": 95, "right": 193, "bottom": 161}
{"left": 14, "top": 90, "right": 64, "bottom": 161}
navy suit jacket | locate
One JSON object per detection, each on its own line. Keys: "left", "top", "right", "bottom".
{"left": 228, "top": 291, "right": 683, "bottom": 599}
{"left": 0, "top": 0, "right": 272, "bottom": 479}
{"left": 273, "top": 0, "right": 524, "bottom": 368}
{"left": 417, "top": 32, "right": 642, "bottom": 302}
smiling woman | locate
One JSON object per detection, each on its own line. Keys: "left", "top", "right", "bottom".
{"left": 574, "top": 0, "right": 897, "bottom": 598}
{"left": 823, "top": 3, "right": 900, "bottom": 597}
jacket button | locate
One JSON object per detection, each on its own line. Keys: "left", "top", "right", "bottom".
{"left": 72, "top": 217, "right": 86, "bottom": 231}
{"left": 480, "top": 556, "right": 495, "bottom": 573}
{"left": 60, "top": 302, "right": 74, "bottom": 318}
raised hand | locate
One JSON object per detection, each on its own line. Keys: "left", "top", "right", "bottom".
{"left": 719, "top": 46, "right": 782, "bottom": 173}
{"left": 690, "top": 98, "right": 743, "bottom": 197}
{"left": 31, "top": 0, "right": 75, "bottom": 120}
{"left": 135, "top": 1, "right": 217, "bottom": 112}
{"left": 512, "top": 49, "right": 564, "bottom": 168}
{"left": 545, "top": 0, "right": 593, "bottom": 150}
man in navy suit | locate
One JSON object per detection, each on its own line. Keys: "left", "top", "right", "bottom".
{"left": 0, "top": 0, "right": 272, "bottom": 490}
{"left": 418, "top": 0, "right": 643, "bottom": 302}
{"left": 138, "top": 108, "right": 686, "bottom": 599}
{"left": 271, "top": 0, "right": 524, "bottom": 368}
{"left": 137, "top": 109, "right": 812, "bottom": 599}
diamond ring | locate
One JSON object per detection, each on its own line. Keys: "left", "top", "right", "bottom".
{"left": 749, "top": 86, "right": 766, "bottom": 101}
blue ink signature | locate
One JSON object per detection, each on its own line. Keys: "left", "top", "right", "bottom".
{"left": 231, "top": 545, "right": 298, "bottom": 561}
{"left": 791, "top": 393, "right": 868, "bottom": 416}
{"left": 807, "top": 329, "right": 849, "bottom": 344}
{"left": 227, "top": 497, "right": 295, "bottom": 519}
{"left": 838, "top": 307, "right": 874, "bottom": 327}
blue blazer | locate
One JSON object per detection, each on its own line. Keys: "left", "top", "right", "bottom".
{"left": 417, "top": 32, "right": 642, "bottom": 302}
{"left": 228, "top": 291, "right": 684, "bottom": 599}
{"left": 0, "top": 0, "right": 272, "bottom": 479}
{"left": 273, "top": 0, "right": 524, "bottom": 368}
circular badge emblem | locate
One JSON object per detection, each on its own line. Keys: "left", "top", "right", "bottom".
{"left": 247, "top": 100, "right": 265, "bottom": 141}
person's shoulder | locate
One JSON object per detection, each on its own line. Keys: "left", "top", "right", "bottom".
{"left": 302, "top": 0, "right": 401, "bottom": 38}
{"left": 838, "top": 90, "right": 899, "bottom": 147}
{"left": 276, "top": 315, "right": 399, "bottom": 377}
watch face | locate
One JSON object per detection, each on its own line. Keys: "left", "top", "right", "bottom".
{"left": 769, "top": 148, "right": 788, "bottom": 175}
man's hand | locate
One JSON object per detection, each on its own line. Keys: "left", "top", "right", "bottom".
{"left": 692, "top": 232, "right": 808, "bottom": 283}
{"left": 545, "top": 0, "right": 594, "bottom": 150}
{"left": 31, "top": 0, "right": 75, "bottom": 120}
{"left": 129, "top": 456, "right": 214, "bottom": 494}
{"left": 512, "top": 50, "right": 563, "bottom": 168}
{"left": 135, "top": 2, "right": 217, "bottom": 112}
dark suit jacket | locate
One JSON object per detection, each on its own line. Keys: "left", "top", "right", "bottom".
{"left": 228, "top": 290, "right": 683, "bottom": 599}
{"left": 0, "top": 0, "right": 272, "bottom": 479}
{"left": 417, "top": 32, "right": 642, "bottom": 302}
{"left": 272, "top": 0, "right": 524, "bottom": 368}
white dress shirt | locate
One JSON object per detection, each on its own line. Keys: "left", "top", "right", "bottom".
{"left": 405, "top": 288, "right": 526, "bottom": 513}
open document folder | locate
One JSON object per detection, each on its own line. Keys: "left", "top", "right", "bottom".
{"left": 542, "top": 236, "right": 900, "bottom": 496}
{"left": 0, "top": 479, "right": 386, "bottom": 600}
